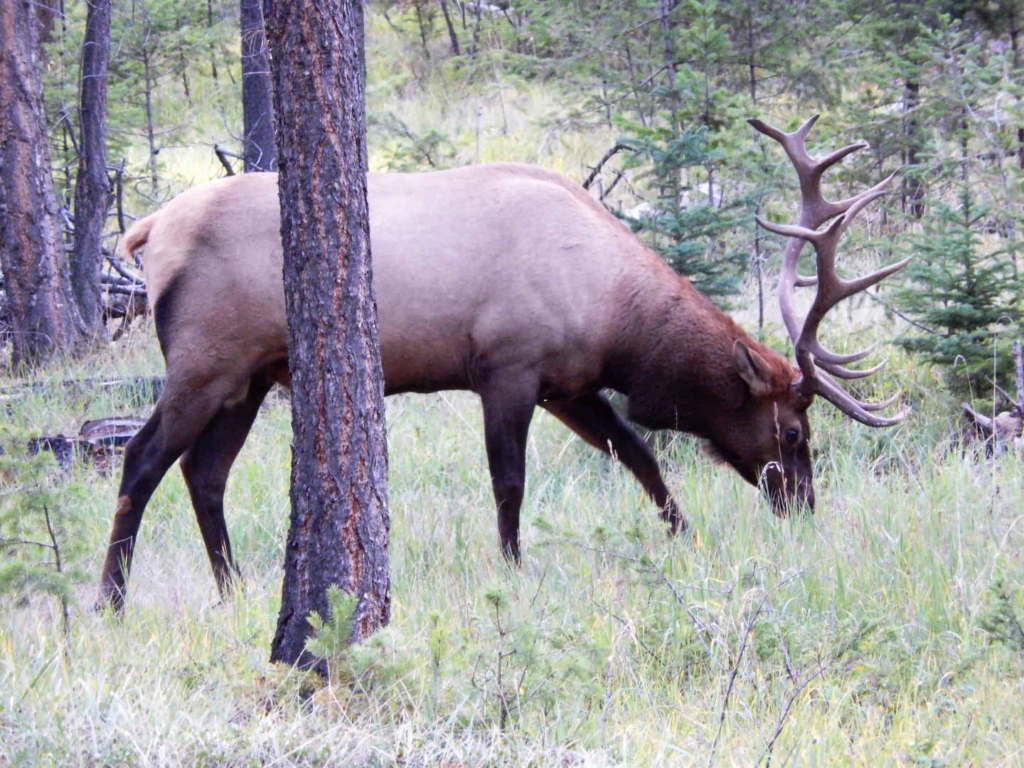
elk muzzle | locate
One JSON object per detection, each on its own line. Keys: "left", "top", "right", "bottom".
{"left": 761, "top": 463, "right": 815, "bottom": 516}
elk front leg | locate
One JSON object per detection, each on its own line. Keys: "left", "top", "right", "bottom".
{"left": 179, "top": 373, "right": 273, "bottom": 598}
{"left": 542, "top": 392, "right": 683, "bottom": 535}
{"left": 480, "top": 375, "right": 538, "bottom": 564}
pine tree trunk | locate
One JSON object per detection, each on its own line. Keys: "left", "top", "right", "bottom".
{"left": 71, "top": 0, "right": 112, "bottom": 337}
{"left": 438, "top": 0, "right": 460, "bottom": 56}
{"left": 241, "top": 0, "right": 276, "bottom": 172}
{"left": 264, "top": 0, "right": 390, "bottom": 672}
{"left": 0, "top": 0, "right": 87, "bottom": 368}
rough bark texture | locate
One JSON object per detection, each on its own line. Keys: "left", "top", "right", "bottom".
{"left": 71, "top": 0, "right": 112, "bottom": 336}
{"left": 264, "top": 0, "right": 390, "bottom": 671}
{"left": 0, "top": 0, "right": 87, "bottom": 368}
{"left": 242, "top": 0, "right": 276, "bottom": 172}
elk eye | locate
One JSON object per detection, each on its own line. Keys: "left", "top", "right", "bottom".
{"left": 785, "top": 427, "right": 800, "bottom": 445}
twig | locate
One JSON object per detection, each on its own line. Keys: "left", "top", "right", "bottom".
{"left": 759, "top": 658, "right": 831, "bottom": 767}
{"left": 706, "top": 568, "right": 808, "bottom": 768}
{"left": 582, "top": 143, "right": 632, "bottom": 191}
{"left": 214, "top": 144, "right": 238, "bottom": 176}
{"left": 864, "top": 289, "right": 940, "bottom": 335}
{"left": 42, "top": 506, "right": 71, "bottom": 657}
{"left": 599, "top": 170, "right": 626, "bottom": 202}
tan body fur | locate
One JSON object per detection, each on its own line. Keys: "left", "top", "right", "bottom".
{"left": 100, "top": 163, "right": 813, "bottom": 609}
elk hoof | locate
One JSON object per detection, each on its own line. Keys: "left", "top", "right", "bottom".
{"left": 663, "top": 500, "right": 685, "bottom": 536}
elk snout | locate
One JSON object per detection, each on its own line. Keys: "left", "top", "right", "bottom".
{"left": 761, "top": 464, "right": 814, "bottom": 516}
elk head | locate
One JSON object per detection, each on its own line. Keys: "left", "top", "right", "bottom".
{"left": 744, "top": 115, "right": 912, "bottom": 514}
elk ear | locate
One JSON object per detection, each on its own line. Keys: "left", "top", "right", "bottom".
{"left": 733, "top": 340, "right": 774, "bottom": 398}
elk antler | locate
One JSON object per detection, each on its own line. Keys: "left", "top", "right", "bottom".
{"left": 749, "top": 115, "right": 913, "bottom": 427}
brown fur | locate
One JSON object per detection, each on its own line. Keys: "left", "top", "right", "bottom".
{"left": 98, "top": 163, "right": 814, "bottom": 611}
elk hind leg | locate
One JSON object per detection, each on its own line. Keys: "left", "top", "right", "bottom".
{"left": 179, "top": 372, "right": 274, "bottom": 598}
{"left": 98, "top": 383, "right": 227, "bottom": 612}
{"left": 542, "top": 392, "right": 684, "bottom": 535}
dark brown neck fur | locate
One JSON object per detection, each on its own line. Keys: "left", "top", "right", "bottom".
{"left": 604, "top": 270, "right": 795, "bottom": 437}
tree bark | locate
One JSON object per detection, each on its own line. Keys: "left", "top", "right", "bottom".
{"left": 71, "top": 0, "right": 112, "bottom": 337}
{"left": 0, "top": 0, "right": 88, "bottom": 368}
{"left": 241, "top": 0, "right": 276, "bottom": 172}
{"left": 264, "top": 0, "right": 390, "bottom": 672}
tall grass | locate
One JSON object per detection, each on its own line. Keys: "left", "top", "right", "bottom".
{"left": 2, "top": 316, "right": 1024, "bottom": 766}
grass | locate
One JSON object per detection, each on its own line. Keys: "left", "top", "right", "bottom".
{"left": 2, "top": 321, "right": 1024, "bottom": 767}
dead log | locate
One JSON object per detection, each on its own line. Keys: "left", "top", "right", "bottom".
{"left": 29, "top": 416, "right": 147, "bottom": 470}
{"left": 958, "top": 340, "right": 1024, "bottom": 455}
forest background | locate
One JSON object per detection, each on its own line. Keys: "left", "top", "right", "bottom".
{"left": 4, "top": 0, "right": 1024, "bottom": 765}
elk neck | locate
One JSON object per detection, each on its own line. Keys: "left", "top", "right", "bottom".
{"left": 603, "top": 268, "right": 788, "bottom": 438}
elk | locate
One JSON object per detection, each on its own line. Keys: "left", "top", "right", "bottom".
{"left": 98, "top": 116, "right": 909, "bottom": 611}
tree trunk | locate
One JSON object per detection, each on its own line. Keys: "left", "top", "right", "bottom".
{"left": 241, "top": 0, "right": 276, "bottom": 172}
{"left": 264, "top": 0, "right": 390, "bottom": 672}
{"left": 1010, "top": 6, "right": 1023, "bottom": 170}
{"left": 438, "top": 0, "right": 460, "bottom": 56}
{"left": 0, "top": 0, "right": 88, "bottom": 368}
{"left": 71, "top": 0, "right": 112, "bottom": 338}
{"left": 469, "top": 0, "right": 482, "bottom": 59}
{"left": 903, "top": 79, "right": 925, "bottom": 219}
{"left": 143, "top": 48, "right": 159, "bottom": 196}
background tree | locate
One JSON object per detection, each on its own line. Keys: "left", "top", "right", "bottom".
{"left": 265, "top": 0, "right": 391, "bottom": 671}
{"left": 0, "top": 0, "right": 88, "bottom": 368}
{"left": 70, "top": 0, "right": 112, "bottom": 337}
{"left": 241, "top": 0, "right": 275, "bottom": 172}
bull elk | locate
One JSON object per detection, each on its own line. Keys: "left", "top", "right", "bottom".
{"left": 98, "top": 116, "right": 909, "bottom": 611}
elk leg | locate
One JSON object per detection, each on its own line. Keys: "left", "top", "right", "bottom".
{"left": 97, "top": 383, "right": 232, "bottom": 613}
{"left": 542, "top": 392, "right": 684, "bottom": 535}
{"left": 480, "top": 376, "right": 538, "bottom": 564}
{"left": 179, "top": 373, "right": 274, "bottom": 598}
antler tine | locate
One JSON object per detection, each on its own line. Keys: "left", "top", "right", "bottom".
{"left": 808, "top": 369, "right": 909, "bottom": 427}
{"left": 753, "top": 116, "right": 877, "bottom": 349}
{"left": 748, "top": 115, "right": 870, "bottom": 227}
{"left": 752, "top": 115, "right": 912, "bottom": 427}
{"left": 817, "top": 355, "right": 885, "bottom": 379}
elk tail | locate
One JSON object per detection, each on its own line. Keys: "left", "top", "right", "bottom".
{"left": 119, "top": 214, "right": 158, "bottom": 260}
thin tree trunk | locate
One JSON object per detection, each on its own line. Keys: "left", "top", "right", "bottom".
{"left": 241, "top": 0, "right": 276, "bottom": 172}
{"left": 903, "top": 79, "right": 924, "bottom": 219}
{"left": 207, "top": 0, "right": 219, "bottom": 81}
{"left": 1010, "top": 7, "right": 1023, "bottom": 170}
{"left": 71, "top": 0, "right": 112, "bottom": 337}
{"left": 469, "top": 0, "right": 482, "bottom": 59}
{"left": 438, "top": 0, "right": 460, "bottom": 56}
{"left": 264, "top": 0, "right": 390, "bottom": 672}
{"left": 143, "top": 49, "right": 159, "bottom": 197}
{"left": 0, "top": 0, "right": 87, "bottom": 367}
{"left": 414, "top": 0, "right": 431, "bottom": 60}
